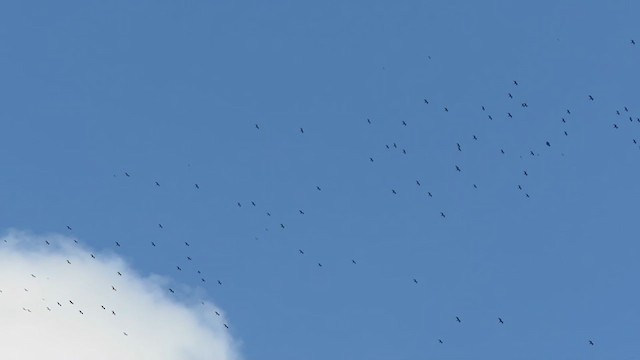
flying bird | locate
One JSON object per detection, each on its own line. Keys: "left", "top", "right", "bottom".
{"left": 66, "top": 225, "right": 72, "bottom": 230}
{"left": 589, "top": 340, "right": 594, "bottom": 346}
{"left": 456, "top": 316, "right": 461, "bottom": 323}
{"left": 195, "top": 183, "right": 200, "bottom": 189}
{"left": 499, "top": 317, "right": 504, "bottom": 324}
{"left": 300, "top": 127, "right": 304, "bottom": 134}
{"left": 155, "top": 181, "right": 160, "bottom": 186}
{"left": 158, "top": 223, "right": 163, "bottom": 229}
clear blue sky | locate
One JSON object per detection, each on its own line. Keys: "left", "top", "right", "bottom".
{"left": 1, "top": 1, "right": 639, "bottom": 358}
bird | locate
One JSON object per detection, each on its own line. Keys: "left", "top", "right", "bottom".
{"left": 251, "top": 201, "right": 256, "bottom": 206}
{"left": 280, "top": 223, "right": 285, "bottom": 229}
{"left": 444, "top": 107, "right": 449, "bottom": 112}
{"left": 473, "top": 135, "right": 478, "bottom": 140}
{"left": 481, "top": 106, "right": 486, "bottom": 111}
{"left": 151, "top": 242, "right": 156, "bottom": 247}
{"left": 367, "top": 118, "right": 371, "bottom": 124}
{"left": 589, "top": 95, "right": 594, "bottom": 100}
{"left": 440, "top": 212, "right": 446, "bottom": 218}
{"left": 352, "top": 259, "right": 357, "bottom": 264}
{"left": 318, "top": 263, "right": 323, "bottom": 267}
{"left": 45, "top": 240, "right": 50, "bottom": 245}
{"left": 112, "top": 285, "right": 117, "bottom": 291}
{"left": 218, "top": 280, "right": 223, "bottom": 285}
{"left": 124, "top": 172, "right": 130, "bottom": 177}
{"left": 438, "top": 339, "right": 443, "bottom": 344}
{"left": 237, "top": 202, "right": 242, "bottom": 207}
{"left": 455, "top": 165, "right": 461, "bottom": 172}
{"left": 316, "top": 186, "right": 322, "bottom": 191}
{"left": 369, "top": 157, "right": 374, "bottom": 162}
{"left": 155, "top": 181, "right": 160, "bottom": 186}
{"left": 123, "top": 332, "right": 128, "bottom": 336}
{"left": 413, "top": 278, "right": 418, "bottom": 284}
{"left": 488, "top": 115, "right": 493, "bottom": 120}
{"left": 614, "top": 124, "right": 619, "bottom": 129}
{"left": 195, "top": 183, "right": 200, "bottom": 189}
{"left": 224, "top": 324, "right": 229, "bottom": 329}
{"left": 66, "top": 225, "right": 72, "bottom": 231}
{"left": 424, "top": 99, "right": 429, "bottom": 104}
{"left": 392, "top": 189, "right": 397, "bottom": 194}
{"left": 566, "top": 109, "right": 571, "bottom": 114}
{"left": 427, "top": 192, "right": 433, "bottom": 197}
{"left": 546, "top": 141, "right": 551, "bottom": 147}
{"left": 457, "top": 143, "right": 462, "bottom": 151}
{"left": 169, "top": 288, "right": 175, "bottom": 294}
{"left": 255, "top": 124, "right": 260, "bottom": 129}
{"left": 508, "top": 93, "right": 513, "bottom": 99}
{"left": 117, "top": 272, "right": 122, "bottom": 276}
{"left": 498, "top": 317, "right": 504, "bottom": 324}
{"left": 185, "top": 242, "right": 190, "bottom": 246}
{"left": 632, "top": 39, "right": 636, "bottom": 45}
{"left": 456, "top": 316, "right": 461, "bottom": 323}
{"left": 416, "top": 180, "right": 421, "bottom": 186}
{"left": 588, "top": 340, "right": 594, "bottom": 346}
{"left": 300, "top": 127, "right": 304, "bottom": 134}
{"left": 176, "top": 266, "right": 182, "bottom": 271}
{"left": 402, "top": 121, "right": 407, "bottom": 126}
{"left": 90, "top": 254, "right": 95, "bottom": 259}
{"left": 158, "top": 223, "right": 163, "bottom": 229}
{"left": 66, "top": 260, "right": 71, "bottom": 264}
{"left": 507, "top": 112, "right": 513, "bottom": 118}
{"left": 523, "top": 170, "right": 528, "bottom": 176}
{"left": 299, "top": 210, "right": 305, "bottom": 215}
{"left": 298, "top": 249, "right": 304, "bottom": 254}
{"left": 115, "top": 241, "right": 120, "bottom": 247}
{"left": 402, "top": 149, "right": 407, "bottom": 154}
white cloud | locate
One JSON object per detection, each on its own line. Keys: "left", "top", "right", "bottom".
{"left": 0, "top": 230, "right": 242, "bottom": 360}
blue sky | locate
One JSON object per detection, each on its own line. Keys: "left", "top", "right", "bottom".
{"left": 0, "top": 1, "right": 639, "bottom": 359}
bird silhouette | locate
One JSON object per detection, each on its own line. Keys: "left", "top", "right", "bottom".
{"left": 498, "top": 317, "right": 504, "bottom": 324}
{"left": 456, "top": 316, "right": 461, "bottom": 323}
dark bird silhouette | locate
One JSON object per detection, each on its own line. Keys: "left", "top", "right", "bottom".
{"left": 316, "top": 186, "right": 322, "bottom": 191}
{"left": 169, "top": 288, "right": 175, "bottom": 294}
{"left": 66, "top": 260, "right": 71, "bottom": 264}
{"left": 473, "top": 135, "right": 478, "bottom": 140}
{"left": 45, "top": 240, "right": 50, "bottom": 245}
{"left": 402, "top": 149, "right": 407, "bottom": 154}
{"left": 589, "top": 340, "right": 594, "bottom": 346}
{"left": 69, "top": 300, "right": 74, "bottom": 305}
{"left": 299, "top": 249, "right": 304, "bottom": 254}
{"left": 237, "top": 202, "right": 242, "bottom": 207}
{"left": 218, "top": 280, "right": 223, "bottom": 285}
{"left": 624, "top": 106, "right": 629, "bottom": 112}
{"left": 444, "top": 107, "right": 449, "bottom": 112}
{"left": 177, "top": 266, "right": 182, "bottom": 271}
{"left": 392, "top": 189, "right": 397, "bottom": 194}
{"left": 251, "top": 201, "right": 256, "bottom": 206}
{"left": 614, "top": 124, "right": 619, "bottom": 129}
{"left": 440, "top": 212, "right": 446, "bottom": 218}
{"left": 589, "top": 95, "right": 594, "bottom": 100}
{"left": 567, "top": 109, "right": 571, "bottom": 114}
{"left": 280, "top": 223, "right": 285, "bottom": 229}
{"left": 413, "top": 278, "right": 418, "bottom": 284}
{"left": 367, "top": 118, "right": 371, "bottom": 124}
{"left": 438, "top": 339, "right": 443, "bottom": 344}
{"left": 481, "top": 106, "right": 485, "bottom": 111}
{"left": 501, "top": 149, "right": 505, "bottom": 154}
{"left": 195, "top": 183, "right": 200, "bottom": 189}
{"left": 112, "top": 285, "right": 117, "bottom": 291}
{"left": 91, "top": 254, "right": 95, "bottom": 259}
{"left": 369, "top": 157, "right": 374, "bottom": 162}
{"left": 499, "top": 317, "right": 504, "bottom": 324}
{"left": 416, "top": 180, "right": 421, "bottom": 186}
{"left": 507, "top": 112, "right": 513, "bottom": 118}
{"left": 112, "top": 310, "right": 117, "bottom": 316}
{"left": 318, "top": 263, "right": 323, "bottom": 267}
{"left": 151, "top": 242, "right": 156, "bottom": 247}
{"left": 632, "top": 39, "right": 636, "bottom": 45}
{"left": 224, "top": 324, "right": 229, "bottom": 329}
{"left": 255, "top": 124, "right": 260, "bottom": 129}
{"left": 546, "top": 141, "right": 551, "bottom": 147}
{"left": 117, "top": 272, "right": 122, "bottom": 276}
{"left": 125, "top": 172, "right": 130, "bottom": 177}
{"left": 564, "top": 131, "right": 568, "bottom": 136}
{"left": 523, "top": 170, "right": 528, "bottom": 176}
{"left": 508, "top": 93, "right": 513, "bottom": 99}
{"left": 352, "top": 259, "right": 357, "bottom": 264}
{"left": 299, "top": 210, "right": 305, "bottom": 215}
{"left": 488, "top": 115, "right": 493, "bottom": 120}
{"left": 424, "top": 99, "right": 429, "bottom": 104}
{"left": 115, "top": 241, "right": 121, "bottom": 247}
{"left": 300, "top": 127, "right": 304, "bottom": 134}
{"left": 457, "top": 143, "right": 462, "bottom": 151}
{"left": 158, "top": 223, "right": 163, "bottom": 229}
{"left": 215, "top": 311, "right": 220, "bottom": 316}
{"left": 513, "top": 80, "right": 518, "bottom": 85}
{"left": 456, "top": 316, "right": 461, "bottom": 323}
{"left": 187, "top": 256, "right": 192, "bottom": 261}
{"left": 155, "top": 181, "right": 160, "bottom": 186}
{"left": 427, "top": 192, "right": 433, "bottom": 197}
{"left": 455, "top": 165, "right": 461, "bottom": 172}
{"left": 66, "top": 226, "right": 72, "bottom": 231}
{"left": 402, "top": 121, "right": 407, "bottom": 126}
{"left": 518, "top": 185, "right": 522, "bottom": 190}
